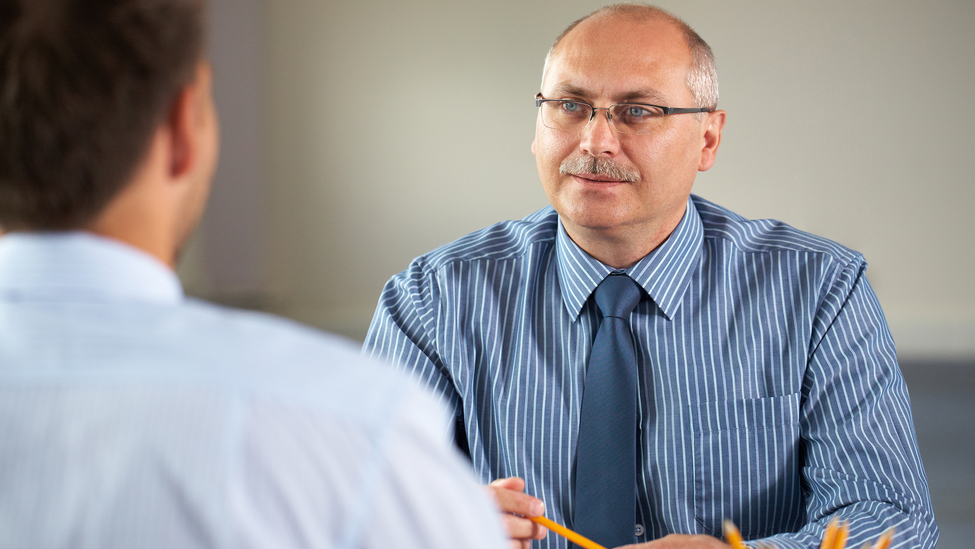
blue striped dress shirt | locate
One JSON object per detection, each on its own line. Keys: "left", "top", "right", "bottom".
{"left": 364, "top": 195, "right": 938, "bottom": 549}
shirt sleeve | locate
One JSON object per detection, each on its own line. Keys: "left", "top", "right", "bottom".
{"left": 363, "top": 261, "right": 462, "bottom": 420}
{"left": 756, "top": 257, "right": 938, "bottom": 549}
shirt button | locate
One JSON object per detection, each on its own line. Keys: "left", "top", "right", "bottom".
{"left": 635, "top": 524, "right": 645, "bottom": 537}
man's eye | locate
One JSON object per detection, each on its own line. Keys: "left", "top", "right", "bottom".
{"left": 561, "top": 101, "right": 583, "bottom": 112}
{"left": 615, "top": 104, "right": 664, "bottom": 122}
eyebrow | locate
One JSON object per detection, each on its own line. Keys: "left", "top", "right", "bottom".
{"left": 546, "top": 83, "right": 668, "bottom": 104}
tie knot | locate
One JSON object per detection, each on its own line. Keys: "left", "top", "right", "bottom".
{"left": 594, "top": 274, "right": 642, "bottom": 319}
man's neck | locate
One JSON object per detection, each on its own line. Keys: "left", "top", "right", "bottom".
{"left": 84, "top": 181, "right": 178, "bottom": 269}
{"left": 560, "top": 206, "right": 686, "bottom": 269}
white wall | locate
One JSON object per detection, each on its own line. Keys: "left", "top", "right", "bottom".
{"left": 183, "top": 0, "right": 975, "bottom": 359}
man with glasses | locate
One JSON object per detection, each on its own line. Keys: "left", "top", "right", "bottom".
{"left": 365, "top": 4, "right": 936, "bottom": 549}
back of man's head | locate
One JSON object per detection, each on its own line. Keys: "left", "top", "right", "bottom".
{"left": 0, "top": 0, "right": 206, "bottom": 232}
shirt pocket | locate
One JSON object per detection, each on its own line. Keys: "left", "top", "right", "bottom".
{"left": 689, "top": 392, "right": 802, "bottom": 538}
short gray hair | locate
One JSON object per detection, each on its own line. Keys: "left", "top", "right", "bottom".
{"left": 541, "top": 3, "right": 719, "bottom": 111}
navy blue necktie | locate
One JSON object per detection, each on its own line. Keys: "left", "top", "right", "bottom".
{"left": 573, "top": 273, "right": 642, "bottom": 549}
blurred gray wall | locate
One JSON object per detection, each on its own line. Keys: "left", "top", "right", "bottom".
{"left": 180, "top": 0, "right": 975, "bottom": 359}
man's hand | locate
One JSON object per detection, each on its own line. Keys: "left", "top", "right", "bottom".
{"left": 485, "top": 477, "right": 548, "bottom": 549}
{"left": 616, "top": 534, "right": 731, "bottom": 549}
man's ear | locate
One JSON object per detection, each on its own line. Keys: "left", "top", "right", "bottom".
{"left": 165, "top": 64, "right": 212, "bottom": 181}
{"left": 166, "top": 88, "right": 195, "bottom": 180}
{"left": 698, "top": 109, "right": 725, "bottom": 172}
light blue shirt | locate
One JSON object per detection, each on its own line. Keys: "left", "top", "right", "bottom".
{"left": 364, "top": 195, "right": 938, "bottom": 549}
{"left": 0, "top": 232, "right": 507, "bottom": 549}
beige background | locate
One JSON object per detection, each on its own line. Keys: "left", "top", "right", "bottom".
{"left": 181, "top": 0, "right": 975, "bottom": 360}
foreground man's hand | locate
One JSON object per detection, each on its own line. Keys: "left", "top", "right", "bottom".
{"left": 485, "top": 477, "right": 548, "bottom": 548}
{"left": 617, "top": 534, "right": 732, "bottom": 549}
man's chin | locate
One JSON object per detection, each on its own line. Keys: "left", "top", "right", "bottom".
{"left": 556, "top": 206, "right": 635, "bottom": 234}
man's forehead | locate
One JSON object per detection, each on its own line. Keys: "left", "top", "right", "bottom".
{"left": 545, "top": 81, "right": 668, "bottom": 104}
{"left": 542, "top": 15, "right": 692, "bottom": 103}
{"left": 559, "top": 14, "right": 684, "bottom": 54}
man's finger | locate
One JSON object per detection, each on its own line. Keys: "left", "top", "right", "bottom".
{"left": 487, "top": 477, "right": 545, "bottom": 517}
{"left": 500, "top": 512, "right": 548, "bottom": 540}
{"left": 486, "top": 477, "right": 548, "bottom": 543}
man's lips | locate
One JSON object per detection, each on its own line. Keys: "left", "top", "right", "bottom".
{"left": 568, "top": 173, "right": 627, "bottom": 183}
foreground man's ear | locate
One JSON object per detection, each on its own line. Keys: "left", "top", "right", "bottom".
{"left": 166, "top": 62, "right": 214, "bottom": 183}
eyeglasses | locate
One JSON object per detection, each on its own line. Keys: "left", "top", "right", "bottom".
{"left": 535, "top": 93, "right": 711, "bottom": 135}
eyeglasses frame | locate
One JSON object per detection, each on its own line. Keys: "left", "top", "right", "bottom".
{"left": 534, "top": 93, "right": 712, "bottom": 134}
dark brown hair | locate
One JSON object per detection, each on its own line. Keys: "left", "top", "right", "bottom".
{"left": 0, "top": 0, "right": 206, "bottom": 230}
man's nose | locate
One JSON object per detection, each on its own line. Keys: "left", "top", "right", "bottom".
{"left": 579, "top": 108, "right": 621, "bottom": 157}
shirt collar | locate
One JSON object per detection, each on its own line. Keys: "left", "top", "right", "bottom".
{"left": 0, "top": 231, "right": 184, "bottom": 304}
{"left": 555, "top": 197, "right": 704, "bottom": 321}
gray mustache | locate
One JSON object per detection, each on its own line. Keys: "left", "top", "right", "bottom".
{"left": 559, "top": 156, "right": 640, "bottom": 182}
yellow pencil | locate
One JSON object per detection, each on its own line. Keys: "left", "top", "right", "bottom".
{"left": 820, "top": 517, "right": 839, "bottom": 549}
{"left": 528, "top": 515, "right": 607, "bottom": 549}
{"left": 833, "top": 521, "right": 849, "bottom": 549}
{"left": 723, "top": 520, "right": 747, "bottom": 549}
{"left": 870, "top": 528, "right": 895, "bottom": 549}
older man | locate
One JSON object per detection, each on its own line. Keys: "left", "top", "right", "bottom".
{"left": 364, "top": 4, "right": 937, "bottom": 549}
{"left": 0, "top": 1, "right": 507, "bottom": 547}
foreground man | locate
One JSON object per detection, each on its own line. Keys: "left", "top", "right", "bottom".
{"left": 364, "top": 4, "right": 937, "bottom": 549}
{"left": 0, "top": 1, "right": 506, "bottom": 547}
